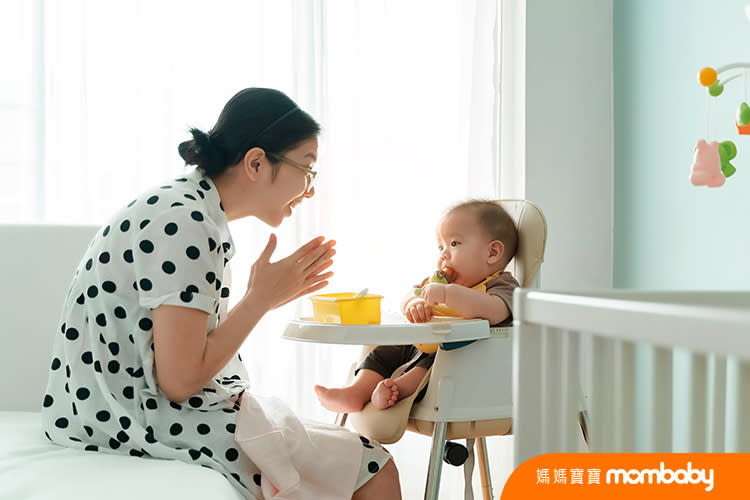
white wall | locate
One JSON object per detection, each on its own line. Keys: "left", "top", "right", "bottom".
{"left": 502, "top": 0, "right": 614, "bottom": 290}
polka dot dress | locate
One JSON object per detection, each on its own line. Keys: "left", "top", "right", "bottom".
{"left": 40, "top": 168, "right": 391, "bottom": 499}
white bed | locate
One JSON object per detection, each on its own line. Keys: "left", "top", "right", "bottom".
{"left": 0, "top": 224, "right": 243, "bottom": 500}
{"left": 512, "top": 289, "right": 750, "bottom": 463}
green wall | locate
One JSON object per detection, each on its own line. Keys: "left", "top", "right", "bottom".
{"left": 614, "top": 0, "right": 750, "bottom": 289}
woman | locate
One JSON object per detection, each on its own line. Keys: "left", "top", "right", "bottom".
{"left": 41, "top": 88, "right": 401, "bottom": 499}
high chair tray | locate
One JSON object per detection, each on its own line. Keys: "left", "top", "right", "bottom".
{"left": 282, "top": 318, "right": 491, "bottom": 345}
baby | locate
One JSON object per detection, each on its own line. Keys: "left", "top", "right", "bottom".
{"left": 315, "top": 200, "right": 519, "bottom": 413}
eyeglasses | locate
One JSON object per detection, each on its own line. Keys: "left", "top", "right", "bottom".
{"left": 267, "top": 152, "right": 317, "bottom": 194}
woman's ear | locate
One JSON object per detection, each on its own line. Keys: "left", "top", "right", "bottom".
{"left": 242, "top": 147, "right": 266, "bottom": 181}
{"left": 487, "top": 240, "right": 505, "bottom": 264}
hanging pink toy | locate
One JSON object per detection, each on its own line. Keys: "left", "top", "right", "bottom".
{"left": 689, "top": 139, "right": 725, "bottom": 187}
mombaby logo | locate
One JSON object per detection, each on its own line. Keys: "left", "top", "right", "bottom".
{"left": 606, "top": 461, "right": 714, "bottom": 492}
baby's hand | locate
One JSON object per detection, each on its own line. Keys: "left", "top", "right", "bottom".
{"left": 405, "top": 296, "right": 433, "bottom": 323}
{"left": 421, "top": 283, "right": 447, "bottom": 307}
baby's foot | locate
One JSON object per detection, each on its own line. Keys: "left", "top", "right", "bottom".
{"left": 314, "top": 384, "right": 367, "bottom": 413}
{"left": 371, "top": 378, "right": 399, "bottom": 409}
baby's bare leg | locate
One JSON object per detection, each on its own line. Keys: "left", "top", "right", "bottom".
{"left": 315, "top": 369, "right": 384, "bottom": 413}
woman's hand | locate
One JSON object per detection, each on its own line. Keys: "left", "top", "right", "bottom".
{"left": 245, "top": 233, "right": 336, "bottom": 310}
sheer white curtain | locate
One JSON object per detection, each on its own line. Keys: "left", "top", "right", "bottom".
{"left": 2, "top": 0, "right": 508, "bottom": 497}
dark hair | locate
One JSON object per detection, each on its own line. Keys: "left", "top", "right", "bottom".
{"left": 448, "top": 200, "right": 518, "bottom": 266}
{"left": 178, "top": 88, "right": 321, "bottom": 177}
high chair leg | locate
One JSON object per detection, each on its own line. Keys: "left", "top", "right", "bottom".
{"left": 335, "top": 412, "right": 347, "bottom": 427}
{"left": 476, "top": 437, "right": 493, "bottom": 500}
{"left": 424, "top": 421, "right": 447, "bottom": 500}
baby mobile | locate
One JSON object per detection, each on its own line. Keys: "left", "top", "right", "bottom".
{"left": 691, "top": 63, "right": 750, "bottom": 187}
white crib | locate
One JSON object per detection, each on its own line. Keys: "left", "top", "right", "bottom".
{"left": 512, "top": 289, "right": 750, "bottom": 465}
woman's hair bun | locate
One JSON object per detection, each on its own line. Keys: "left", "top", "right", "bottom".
{"left": 178, "top": 127, "right": 226, "bottom": 175}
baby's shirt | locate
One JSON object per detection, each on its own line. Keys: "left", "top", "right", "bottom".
{"left": 430, "top": 270, "right": 519, "bottom": 327}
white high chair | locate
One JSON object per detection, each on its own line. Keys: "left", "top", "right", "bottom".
{"left": 338, "top": 200, "right": 547, "bottom": 500}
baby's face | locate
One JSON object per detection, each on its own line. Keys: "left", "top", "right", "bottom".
{"left": 435, "top": 210, "right": 494, "bottom": 287}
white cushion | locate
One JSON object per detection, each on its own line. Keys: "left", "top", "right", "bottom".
{"left": 0, "top": 411, "right": 244, "bottom": 500}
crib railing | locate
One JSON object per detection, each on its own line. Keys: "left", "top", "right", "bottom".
{"left": 512, "top": 289, "right": 750, "bottom": 465}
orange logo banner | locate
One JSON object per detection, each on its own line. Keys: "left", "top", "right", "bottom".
{"left": 501, "top": 453, "right": 750, "bottom": 499}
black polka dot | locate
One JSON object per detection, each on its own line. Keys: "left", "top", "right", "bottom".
{"left": 208, "top": 238, "right": 217, "bottom": 252}
{"left": 160, "top": 185, "right": 173, "bottom": 189}
{"left": 368, "top": 461, "right": 380, "bottom": 473}
{"left": 120, "top": 220, "right": 131, "bottom": 232}
{"left": 76, "top": 388, "right": 90, "bottom": 400}
{"left": 99, "top": 333, "right": 107, "bottom": 344}
{"left": 225, "top": 423, "right": 236, "bottom": 433}
{"left": 145, "top": 398, "right": 157, "bottom": 410}
{"left": 108, "top": 360, "right": 120, "bottom": 374}
{"left": 76, "top": 293, "right": 85, "bottom": 305}
{"left": 109, "top": 438, "right": 121, "bottom": 449}
{"left": 51, "top": 358, "right": 61, "bottom": 370}
{"left": 129, "top": 449, "right": 144, "bottom": 457}
{"left": 147, "top": 195, "right": 159, "bottom": 205}
{"left": 180, "top": 291, "right": 193, "bottom": 303}
{"left": 169, "top": 423, "right": 183, "bottom": 436}
{"left": 65, "top": 365, "right": 71, "bottom": 378}
{"left": 162, "top": 261, "right": 176, "bottom": 274}
{"left": 191, "top": 211, "right": 204, "bottom": 222}
{"left": 98, "top": 252, "right": 110, "bottom": 264}
{"left": 186, "top": 246, "right": 200, "bottom": 260}
{"left": 139, "top": 278, "right": 152, "bottom": 291}
{"left": 138, "top": 318, "right": 153, "bottom": 331}
{"left": 103, "top": 225, "right": 111, "bottom": 237}
{"left": 200, "top": 446, "right": 213, "bottom": 457}
{"left": 95, "top": 313, "right": 107, "bottom": 327}
{"left": 171, "top": 202, "right": 184, "bottom": 207}
{"left": 196, "top": 190, "right": 204, "bottom": 199}
{"left": 184, "top": 193, "right": 196, "bottom": 200}
{"left": 87, "top": 286, "right": 98, "bottom": 298}
{"left": 54, "top": 418, "right": 68, "bottom": 429}
{"left": 188, "top": 397, "right": 203, "bottom": 408}
{"left": 94, "top": 361, "right": 102, "bottom": 373}
{"left": 96, "top": 410, "right": 111, "bottom": 422}
{"left": 169, "top": 402, "right": 182, "bottom": 410}
{"left": 164, "top": 222, "right": 178, "bottom": 235}
{"left": 114, "top": 306, "right": 127, "bottom": 319}
{"left": 222, "top": 242, "right": 231, "bottom": 253}
{"left": 145, "top": 431, "right": 157, "bottom": 444}
{"left": 205, "top": 272, "right": 216, "bottom": 284}
{"left": 85, "top": 259, "right": 93, "bottom": 270}
{"left": 139, "top": 240, "right": 154, "bottom": 253}
{"left": 197, "top": 424, "right": 211, "bottom": 435}
{"left": 119, "top": 416, "right": 132, "bottom": 429}
{"left": 65, "top": 327, "right": 79, "bottom": 341}
{"left": 102, "top": 281, "right": 116, "bottom": 293}
{"left": 199, "top": 180, "right": 211, "bottom": 190}
{"left": 123, "top": 386, "right": 134, "bottom": 399}
{"left": 188, "top": 449, "right": 201, "bottom": 460}
{"left": 139, "top": 219, "right": 150, "bottom": 230}
{"left": 221, "top": 287, "right": 230, "bottom": 298}
{"left": 360, "top": 436, "right": 370, "bottom": 445}
{"left": 123, "top": 249, "right": 134, "bottom": 263}
{"left": 84, "top": 425, "right": 94, "bottom": 437}
{"left": 108, "top": 342, "right": 120, "bottom": 355}
{"left": 253, "top": 474, "right": 261, "bottom": 486}
{"left": 225, "top": 448, "right": 239, "bottom": 461}
{"left": 127, "top": 199, "right": 137, "bottom": 207}
{"left": 43, "top": 394, "right": 53, "bottom": 407}
{"left": 81, "top": 351, "right": 93, "bottom": 364}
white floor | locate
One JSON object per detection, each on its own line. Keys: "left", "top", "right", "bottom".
{"left": 387, "top": 432, "right": 514, "bottom": 499}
